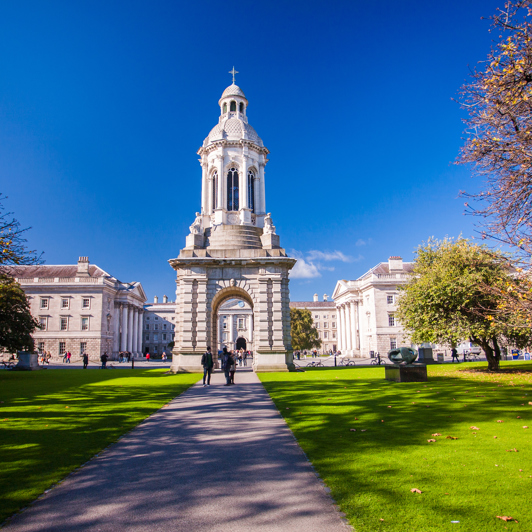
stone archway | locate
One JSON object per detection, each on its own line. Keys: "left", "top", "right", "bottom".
{"left": 210, "top": 286, "right": 254, "bottom": 367}
{"left": 236, "top": 337, "right": 247, "bottom": 351}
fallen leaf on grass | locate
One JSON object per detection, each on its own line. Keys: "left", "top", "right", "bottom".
{"left": 387, "top": 406, "right": 392, "bottom": 408}
{"left": 470, "top": 426, "right": 480, "bottom": 430}
{"left": 379, "top": 518, "right": 384, "bottom": 522}
{"left": 497, "top": 420, "right": 504, "bottom": 423}
{"left": 496, "top": 516, "right": 518, "bottom": 522}
{"left": 506, "top": 448, "right": 519, "bottom": 452}
{"left": 427, "top": 439, "right": 436, "bottom": 443}
{"left": 494, "top": 436, "right": 498, "bottom": 439}
{"left": 517, "top": 416, "right": 521, "bottom": 419}
{"left": 350, "top": 429, "right": 357, "bottom": 432}
{"left": 432, "top": 433, "right": 442, "bottom": 436}
{"left": 381, "top": 420, "right": 384, "bottom": 422}
{"left": 529, "top": 402, "right": 532, "bottom": 405}
{"left": 446, "top": 436, "right": 458, "bottom": 440}
{"left": 524, "top": 426, "right": 529, "bottom": 429}
{"left": 286, "top": 407, "right": 289, "bottom": 410}
{"left": 361, "top": 429, "right": 367, "bottom": 432}
{"left": 411, "top": 488, "right": 422, "bottom": 494}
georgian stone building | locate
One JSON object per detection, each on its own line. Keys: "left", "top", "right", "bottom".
{"left": 7, "top": 257, "right": 146, "bottom": 361}
{"left": 289, "top": 295, "right": 337, "bottom": 354}
{"left": 142, "top": 295, "right": 176, "bottom": 356}
{"left": 332, "top": 256, "right": 413, "bottom": 357}
{"left": 218, "top": 298, "right": 253, "bottom": 352}
{"left": 169, "top": 77, "right": 296, "bottom": 373}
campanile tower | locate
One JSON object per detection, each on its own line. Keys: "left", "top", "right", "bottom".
{"left": 169, "top": 72, "right": 296, "bottom": 372}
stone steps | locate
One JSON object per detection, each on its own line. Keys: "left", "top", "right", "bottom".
{"left": 205, "top": 225, "right": 263, "bottom": 249}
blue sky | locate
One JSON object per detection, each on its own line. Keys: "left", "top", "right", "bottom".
{"left": 0, "top": 0, "right": 503, "bottom": 302}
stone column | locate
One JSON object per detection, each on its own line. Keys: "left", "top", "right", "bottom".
{"left": 229, "top": 314, "right": 234, "bottom": 350}
{"left": 249, "top": 313, "right": 253, "bottom": 342}
{"left": 137, "top": 310, "right": 143, "bottom": 356}
{"left": 340, "top": 305, "right": 347, "bottom": 352}
{"left": 127, "top": 305, "right": 134, "bottom": 352}
{"left": 121, "top": 304, "right": 128, "bottom": 351}
{"left": 346, "top": 303, "right": 352, "bottom": 353}
{"left": 254, "top": 176, "right": 260, "bottom": 216}
{"left": 132, "top": 307, "right": 138, "bottom": 355}
{"left": 217, "top": 155, "right": 223, "bottom": 210}
{"left": 259, "top": 163, "right": 266, "bottom": 214}
{"left": 241, "top": 155, "right": 249, "bottom": 209}
{"left": 335, "top": 306, "right": 342, "bottom": 351}
{"left": 113, "top": 304, "right": 120, "bottom": 354}
{"left": 201, "top": 162, "right": 208, "bottom": 214}
{"left": 351, "top": 301, "right": 359, "bottom": 351}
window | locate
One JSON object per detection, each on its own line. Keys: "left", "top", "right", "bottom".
{"left": 61, "top": 298, "right": 69, "bottom": 309}
{"left": 212, "top": 170, "right": 218, "bottom": 210}
{"left": 155, "top": 317, "right": 159, "bottom": 320}
{"left": 238, "top": 318, "right": 245, "bottom": 329}
{"left": 323, "top": 322, "right": 328, "bottom": 328}
{"left": 146, "top": 334, "right": 149, "bottom": 341}
{"left": 154, "top": 324, "right": 158, "bottom": 330}
{"left": 223, "top": 321, "right": 227, "bottom": 330}
{"left": 147, "top": 317, "right": 150, "bottom": 321}
{"left": 38, "top": 342, "right": 45, "bottom": 353}
{"left": 323, "top": 315, "right": 328, "bottom": 319}
{"left": 223, "top": 332, "right": 228, "bottom": 341}
{"left": 153, "top": 345, "right": 158, "bottom": 353}
{"left": 59, "top": 342, "right": 66, "bottom": 355}
{"left": 40, "top": 298, "right": 49, "bottom": 309}
{"left": 227, "top": 167, "right": 239, "bottom": 211}
{"left": 332, "top": 331, "right": 337, "bottom": 339}
{"left": 314, "top": 314, "right": 319, "bottom": 319}
{"left": 163, "top": 324, "right": 167, "bottom": 330}
{"left": 162, "top": 333, "right": 167, "bottom": 341}
{"left": 387, "top": 295, "right": 394, "bottom": 304}
{"left": 323, "top": 331, "right": 328, "bottom": 339}
{"left": 315, "top": 323, "right": 320, "bottom": 329}
{"left": 146, "top": 324, "right": 150, "bottom": 330}
{"left": 39, "top": 317, "right": 47, "bottom": 330}
{"left": 230, "top": 100, "right": 236, "bottom": 112}
{"left": 332, "top": 322, "right": 336, "bottom": 328}
{"left": 239, "top": 102, "right": 244, "bottom": 113}
{"left": 81, "top": 317, "right": 89, "bottom": 331}
{"left": 172, "top": 324, "right": 175, "bottom": 330}
{"left": 223, "top": 102, "right": 227, "bottom": 113}
{"left": 247, "top": 170, "right": 255, "bottom": 212}
{"left": 82, "top": 298, "right": 90, "bottom": 309}
{"left": 388, "top": 314, "right": 395, "bottom": 327}
{"left": 60, "top": 317, "right": 68, "bottom": 331}
{"left": 390, "top": 338, "right": 397, "bottom": 350}
{"left": 332, "top": 314, "right": 336, "bottom": 319}
{"left": 171, "top": 317, "right": 175, "bottom": 321}
{"left": 80, "top": 342, "right": 87, "bottom": 354}
{"left": 154, "top": 334, "right": 158, "bottom": 342}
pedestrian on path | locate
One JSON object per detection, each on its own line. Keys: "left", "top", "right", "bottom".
{"left": 146, "top": 352, "right": 150, "bottom": 362}
{"left": 451, "top": 347, "right": 459, "bottom": 363}
{"left": 201, "top": 346, "right": 214, "bottom": 387}
{"left": 222, "top": 347, "right": 232, "bottom": 386}
{"left": 230, "top": 352, "right": 236, "bottom": 385}
{"left": 83, "top": 353, "right": 89, "bottom": 369}
{"left": 100, "top": 352, "right": 108, "bottom": 369}
{"left": 66, "top": 351, "right": 71, "bottom": 363}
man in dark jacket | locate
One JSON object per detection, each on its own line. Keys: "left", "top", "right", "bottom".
{"left": 201, "top": 346, "right": 214, "bottom": 387}
{"left": 221, "top": 347, "right": 232, "bottom": 386}
{"left": 82, "top": 352, "right": 89, "bottom": 369}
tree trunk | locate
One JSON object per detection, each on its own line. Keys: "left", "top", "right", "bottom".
{"left": 474, "top": 336, "right": 500, "bottom": 371}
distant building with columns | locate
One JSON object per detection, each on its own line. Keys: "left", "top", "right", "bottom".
{"left": 6, "top": 257, "right": 146, "bottom": 361}
{"left": 142, "top": 295, "right": 176, "bottom": 356}
{"left": 332, "top": 257, "right": 413, "bottom": 357}
{"left": 289, "top": 294, "right": 337, "bottom": 354}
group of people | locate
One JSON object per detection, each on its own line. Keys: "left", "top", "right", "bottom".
{"left": 118, "top": 351, "right": 133, "bottom": 363}
{"left": 293, "top": 349, "right": 320, "bottom": 360}
{"left": 201, "top": 347, "right": 251, "bottom": 387}
{"left": 38, "top": 351, "right": 52, "bottom": 364}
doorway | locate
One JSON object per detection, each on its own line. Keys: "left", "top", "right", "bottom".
{"left": 236, "top": 337, "right": 247, "bottom": 351}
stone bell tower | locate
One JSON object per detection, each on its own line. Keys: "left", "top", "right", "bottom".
{"left": 169, "top": 71, "right": 296, "bottom": 373}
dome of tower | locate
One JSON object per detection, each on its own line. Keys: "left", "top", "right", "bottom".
{"left": 221, "top": 83, "right": 247, "bottom": 100}
{"left": 204, "top": 119, "right": 263, "bottom": 147}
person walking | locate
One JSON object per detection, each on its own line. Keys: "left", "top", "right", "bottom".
{"left": 243, "top": 351, "right": 248, "bottom": 366}
{"left": 222, "top": 347, "right": 232, "bottom": 386}
{"left": 66, "top": 351, "right": 71, "bottom": 363}
{"left": 83, "top": 352, "right": 89, "bottom": 369}
{"left": 201, "top": 346, "right": 214, "bottom": 387}
{"left": 146, "top": 352, "right": 150, "bottom": 362}
{"left": 229, "top": 351, "right": 237, "bottom": 384}
{"left": 62, "top": 351, "right": 68, "bottom": 363}
{"left": 100, "top": 352, "right": 108, "bottom": 369}
{"left": 451, "top": 347, "right": 459, "bottom": 363}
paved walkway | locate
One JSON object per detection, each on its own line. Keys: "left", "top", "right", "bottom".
{"left": 4, "top": 370, "right": 349, "bottom": 531}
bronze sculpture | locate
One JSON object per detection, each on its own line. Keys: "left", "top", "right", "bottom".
{"left": 388, "top": 347, "right": 418, "bottom": 365}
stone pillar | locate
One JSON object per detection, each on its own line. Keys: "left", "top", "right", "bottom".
{"left": 132, "top": 307, "right": 138, "bottom": 355}
{"left": 201, "top": 162, "right": 208, "bottom": 214}
{"left": 259, "top": 163, "right": 266, "bottom": 214}
{"left": 113, "top": 304, "right": 120, "bottom": 354}
{"left": 229, "top": 314, "right": 234, "bottom": 350}
{"left": 127, "top": 305, "right": 134, "bottom": 352}
{"left": 241, "top": 155, "right": 249, "bottom": 209}
{"left": 195, "top": 279, "right": 209, "bottom": 354}
{"left": 121, "top": 304, "right": 128, "bottom": 351}
{"left": 254, "top": 175, "right": 260, "bottom": 216}
{"left": 137, "top": 310, "right": 143, "bottom": 355}
{"left": 340, "top": 305, "right": 347, "bottom": 352}
{"left": 217, "top": 156, "right": 223, "bottom": 210}
{"left": 250, "top": 313, "right": 254, "bottom": 342}
{"left": 351, "top": 301, "right": 359, "bottom": 351}
{"left": 347, "top": 303, "right": 353, "bottom": 353}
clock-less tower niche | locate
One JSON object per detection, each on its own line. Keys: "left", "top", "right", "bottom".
{"left": 169, "top": 77, "right": 296, "bottom": 373}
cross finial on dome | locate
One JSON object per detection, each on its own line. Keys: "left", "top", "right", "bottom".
{"left": 229, "top": 66, "right": 239, "bottom": 84}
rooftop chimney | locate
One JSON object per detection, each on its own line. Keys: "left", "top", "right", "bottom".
{"left": 163, "top": 295, "right": 168, "bottom": 303}
{"left": 313, "top": 293, "right": 319, "bottom": 302}
{"left": 154, "top": 295, "right": 159, "bottom": 303}
{"left": 323, "top": 294, "right": 328, "bottom": 302}
{"left": 388, "top": 256, "right": 403, "bottom": 271}
{"left": 76, "top": 256, "right": 90, "bottom": 277}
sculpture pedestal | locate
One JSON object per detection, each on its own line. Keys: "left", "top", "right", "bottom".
{"left": 385, "top": 364, "right": 427, "bottom": 382}
{"left": 14, "top": 353, "right": 41, "bottom": 371}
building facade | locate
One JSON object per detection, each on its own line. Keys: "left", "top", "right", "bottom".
{"left": 142, "top": 295, "right": 176, "bottom": 356}
{"left": 217, "top": 298, "right": 253, "bottom": 352}
{"left": 289, "top": 294, "right": 337, "bottom": 354}
{"left": 7, "top": 257, "right": 146, "bottom": 361}
{"left": 332, "top": 256, "right": 413, "bottom": 357}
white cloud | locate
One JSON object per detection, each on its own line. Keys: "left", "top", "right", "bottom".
{"left": 307, "top": 250, "right": 353, "bottom": 262}
{"left": 290, "top": 257, "right": 321, "bottom": 279}
{"left": 356, "top": 239, "right": 366, "bottom": 247}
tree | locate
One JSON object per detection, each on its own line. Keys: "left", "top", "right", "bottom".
{"left": 395, "top": 238, "right": 532, "bottom": 371}
{"left": 290, "top": 308, "right": 322, "bottom": 352}
{"left": 0, "top": 274, "right": 40, "bottom": 353}
{"left": 0, "top": 193, "right": 42, "bottom": 269}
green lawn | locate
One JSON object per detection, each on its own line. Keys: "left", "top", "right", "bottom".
{"left": 0, "top": 369, "right": 200, "bottom": 523}
{"left": 259, "top": 363, "right": 532, "bottom": 532}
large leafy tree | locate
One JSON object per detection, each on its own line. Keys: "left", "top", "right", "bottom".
{"left": 290, "top": 308, "right": 322, "bottom": 352}
{"left": 0, "top": 274, "right": 39, "bottom": 353}
{"left": 396, "top": 238, "right": 532, "bottom": 371}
